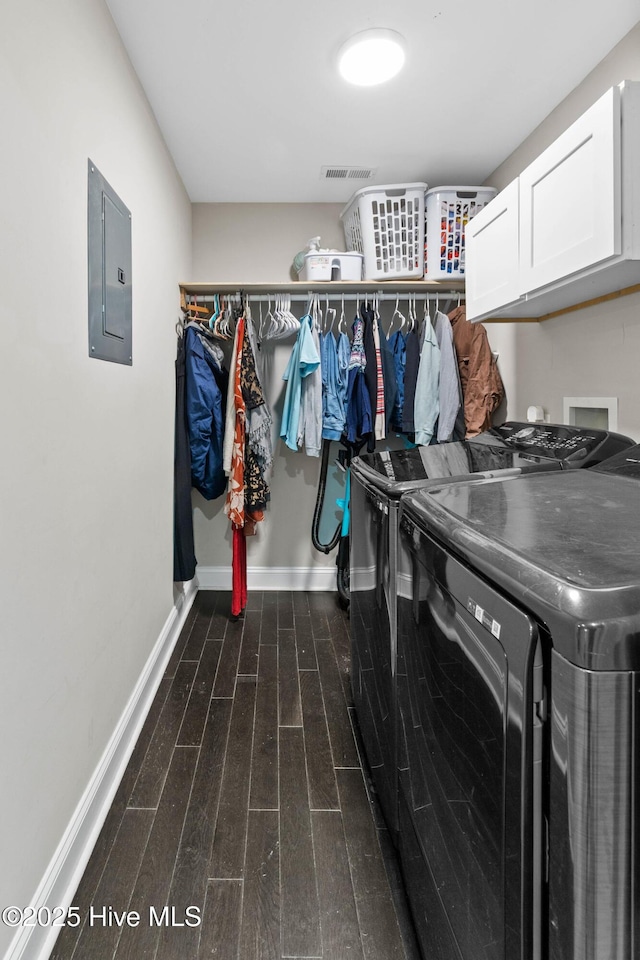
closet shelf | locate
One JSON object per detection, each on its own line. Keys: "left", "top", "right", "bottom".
{"left": 180, "top": 279, "right": 466, "bottom": 297}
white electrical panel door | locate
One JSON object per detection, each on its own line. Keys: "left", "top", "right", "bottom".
{"left": 519, "top": 86, "right": 622, "bottom": 295}
{"left": 465, "top": 179, "right": 520, "bottom": 320}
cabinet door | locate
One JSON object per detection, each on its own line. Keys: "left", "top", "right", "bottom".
{"left": 465, "top": 179, "right": 520, "bottom": 321}
{"left": 519, "top": 86, "right": 621, "bottom": 294}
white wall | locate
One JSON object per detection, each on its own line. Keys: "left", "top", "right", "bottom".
{"left": 484, "top": 22, "right": 640, "bottom": 439}
{"left": 0, "top": 0, "right": 191, "bottom": 951}
{"left": 191, "top": 203, "right": 349, "bottom": 582}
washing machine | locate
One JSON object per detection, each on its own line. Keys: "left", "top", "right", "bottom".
{"left": 396, "top": 442, "right": 640, "bottom": 960}
{"left": 349, "top": 421, "right": 632, "bottom": 838}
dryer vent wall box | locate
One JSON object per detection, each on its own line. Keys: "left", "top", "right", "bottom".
{"left": 88, "top": 160, "right": 132, "bottom": 365}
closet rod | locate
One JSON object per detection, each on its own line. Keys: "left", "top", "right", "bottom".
{"left": 188, "top": 291, "right": 464, "bottom": 304}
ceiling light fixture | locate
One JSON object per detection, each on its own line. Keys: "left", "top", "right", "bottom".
{"left": 337, "top": 28, "right": 406, "bottom": 87}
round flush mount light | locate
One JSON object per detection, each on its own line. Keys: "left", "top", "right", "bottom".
{"left": 337, "top": 28, "right": 406, "bottom": 86}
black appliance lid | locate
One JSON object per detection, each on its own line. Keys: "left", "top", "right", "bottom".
{"left": 401, "top": 469, "right": 640, "bottom": 670}
{"left": 592, "top": 442, "right": 640, "bottom": 479}
{"left": 351, "top": 441, "right": 558, "bottom": 496}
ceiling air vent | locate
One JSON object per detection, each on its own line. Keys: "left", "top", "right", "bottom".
{"left": 320, "top": 166, "right": 377, "bottom": 180}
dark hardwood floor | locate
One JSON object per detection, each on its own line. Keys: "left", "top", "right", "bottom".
{"left": 50, "top": 591, "right": 421, "bottom": 960}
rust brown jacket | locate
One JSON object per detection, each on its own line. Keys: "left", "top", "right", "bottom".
{"left": 448, "top": 305, "right": 505, "bottom": 438}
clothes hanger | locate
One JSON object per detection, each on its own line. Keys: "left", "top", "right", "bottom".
{"left": 184, "top": 296, "right": 210, "bottom": 324}
{"left": 373, "top": 293, "right": 381, "bottom": 326}
{"left": 213, "top": 296, "right": 232, "bottom": 340}
{"left": 278, "top": 294, "right": 286, "bottom": 333}
{"left": 270, "top": 294, "right": 281, "bottom": 336}
{"left": 219, "top": 296, "right": 235, "bottom": 339}
{"left": 339, "top": 293, "right": 347, "bottom": 334}
{"left": 265, "top": 293, "right": 297, "bottom": 340}
{"left": 285, "top": 294, "right": 298, "bottom": 332}
{"left": 390, "top": 294, "right": 406, "bottom": 334}
{"left": 260, "top": 297, "right": 272, "bottom": 340}
{"left": 208, "top": 293, "right": 220, "bottom": 330}
{"left": 276, "top": 294, "right": 294, "bottom": 337}
{"left": 326, "top": 294, "right": 336, "bottom": 334}
{"left": 423, "top": 295, "right": 431, "bottom": 328}
{"left": 262, "top": 296, "right": 273, "bottom": 339}
{"left": 185, "top": 296, "right": 209, "bottom": 316}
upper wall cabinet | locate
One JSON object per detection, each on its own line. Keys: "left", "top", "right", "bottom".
{"left": 519, "top": 87, "right": 621, "bottom": 292}
{"left": 467, "top": 80, "right": 640, "bottom": 322}
{"left": 465, "top": 179, "right": 519, "bottom": 318}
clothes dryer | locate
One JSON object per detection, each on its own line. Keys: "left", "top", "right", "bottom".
{"left": 396, "top": 443, "right": 640, "bottom": 960}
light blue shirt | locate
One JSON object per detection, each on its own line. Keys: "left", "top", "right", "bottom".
{"left": 434, "top": 310, "right": 462, "bottom": 442}
{"left": 413, "top": 320, "right": 441, "bottom": 446}
{"left": 280, "top": 314, "right": 320, "bottom": 451}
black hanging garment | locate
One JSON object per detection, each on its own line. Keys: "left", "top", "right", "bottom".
{"left": 361, "top": 304, "right": 378, "bottom": 452}
{"left": 401, "top": 327, "right": 421, "bottom": 435}
{"left": 173, "top": 332, "right": 197, "bottom": 582}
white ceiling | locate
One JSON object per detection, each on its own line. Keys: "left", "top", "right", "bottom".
{"left": 106, "top": 0, "right": 640, "bottom": 203}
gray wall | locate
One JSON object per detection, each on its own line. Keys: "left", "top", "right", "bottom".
{"left": 0, "top": 0, "right": 191, "bottom": 946}
{"left": 484, "top": 22, "right": 640, "bottom": 440}
{"left": 191, "top": 203, "right": 348, "bottom": 579}
{"left": 192, "top": 202, "right": 346, "bottom": 282}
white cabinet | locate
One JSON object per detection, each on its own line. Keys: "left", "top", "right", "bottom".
{"left": 465, "top": 179, "right": 520, "bottom": 320}
{"left": 466, "top": 80, "right": 640, "bottom": 322}
{"left": 519, "top": 86, "right": 621, "bottom": 293}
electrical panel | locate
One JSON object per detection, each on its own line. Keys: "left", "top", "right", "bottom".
{"left": 88, "top": 160, "right": 132, "bottom": 365}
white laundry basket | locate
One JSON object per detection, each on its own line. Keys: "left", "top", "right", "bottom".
{"left": 424, "top": 186, "right": 497, "bottom": 279}
{"left": 341, "top": 182, "right": 428, "bottom": 281}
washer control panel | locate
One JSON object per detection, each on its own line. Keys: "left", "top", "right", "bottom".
{"left": 484, "top": 422, "right": 634, "bottom": 466}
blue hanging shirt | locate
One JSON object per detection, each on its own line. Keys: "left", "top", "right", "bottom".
{"left": 320, "top": 330, "right": 350, "bottom": 440}
{"left": 388, "top": 330, "right": 406, "bottom": 432}
{"left": 280, "top": 314, "right": 320, "bottom": 451}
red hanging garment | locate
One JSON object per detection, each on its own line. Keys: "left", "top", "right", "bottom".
{"left": 231, "top": 525, "right": 247, "bottom": 617}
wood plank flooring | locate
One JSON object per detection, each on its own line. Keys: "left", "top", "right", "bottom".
{"left": 50, "top": 591, "right": 421, "bottom": 960}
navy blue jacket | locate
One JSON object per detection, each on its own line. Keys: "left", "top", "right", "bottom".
{"left": 184, "top": 326, "right": 228, "bottom": 500}
{"left": 345, "top": 366, "right": 372, "bottom": 446}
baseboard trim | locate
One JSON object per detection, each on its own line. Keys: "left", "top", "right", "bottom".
{"left": 196, "top": 564, "right": 338, "bottom": 592}
{"left": 5, "top": 579, "right": 198, "bottom": 960}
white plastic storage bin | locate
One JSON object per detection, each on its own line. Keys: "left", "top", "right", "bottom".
{"left": 298, "top": 251, "right": 363, "bottom": 282}
{"left": 424, "top": 186, "right": 497, "bottom": 279}
{"left": 341, "top": 182, "right": 428, "bottom": 281}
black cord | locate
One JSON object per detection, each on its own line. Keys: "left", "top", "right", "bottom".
{"left": 311, "top": 439, "right": 341, "bottom": 554}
